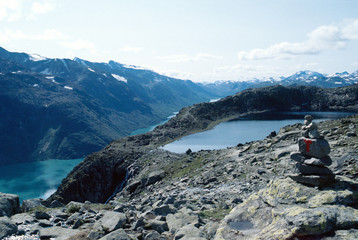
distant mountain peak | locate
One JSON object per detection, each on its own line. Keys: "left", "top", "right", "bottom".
{"left": 28, "top": 53, "right": 47, "bottom": 62}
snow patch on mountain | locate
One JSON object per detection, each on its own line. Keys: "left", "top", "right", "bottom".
{"left": 111, "top": 74, "right": 127, "bottom": 83}
{"left": 41, "top": 68, "right": 52, "bottom": 75}
{"left": 29, "top": 54, "right": 47, "bottom": 62}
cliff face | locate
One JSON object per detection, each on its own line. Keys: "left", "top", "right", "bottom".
{"left": 48, "top": 84, "right": 358, "bottom": 204}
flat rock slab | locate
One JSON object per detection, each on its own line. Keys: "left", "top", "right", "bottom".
{"left": 298, "top": 138, "right": 330, "bottom": 158}
{"left": 295, "top": 163, "right": 333, "bottom": 176}
{"left": 39, "top": 226, "right": 81, "bottom": 240}
{"left": 289, "top": 174, "right": 335, "bottom": 187}
{"left": 304, "top": 156, "right": 332, "bottom": 166}
{"left": 215, "top": 177, "right": 358, "bottom": 240}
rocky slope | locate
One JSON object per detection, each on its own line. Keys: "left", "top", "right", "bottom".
{"left": 45, "top": 84, "right": 358, "bottom": 205}
{"left": 0, "top": 108, "right": 357, "bottom": 239}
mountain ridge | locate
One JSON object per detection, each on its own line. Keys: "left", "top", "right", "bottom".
{"left": 0, "top": 47, "right": 214, "bottom": 165}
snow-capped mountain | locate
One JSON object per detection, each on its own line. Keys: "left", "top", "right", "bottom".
{"left": 201, "top": 70, "right": 358, "bottom": 97}
{"left": 0, "top": 46, "right": 214, "bottom": 165}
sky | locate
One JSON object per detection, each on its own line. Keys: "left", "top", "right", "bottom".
{"left": 1, "top": 0, "right": 358, "bottom": 82}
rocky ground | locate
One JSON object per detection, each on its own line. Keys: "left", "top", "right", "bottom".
{"left": 0, "top": 114, "right": 357, "bottom": 239}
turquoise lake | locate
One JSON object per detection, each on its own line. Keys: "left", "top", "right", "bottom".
{"left": 0, "top": 158, "right": 82, "bottom": 202}
{"left": 161, "top": 111, "right": 355, "bottom": 153}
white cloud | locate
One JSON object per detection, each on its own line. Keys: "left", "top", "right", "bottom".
{"left": 119, "top": 46, "right": 143, "bottom": 53}
{"left": 32, "top": 1, "right": 55, "bottom": 14}
{"left": 158, "top": 53, "right": 223, "bottom": 63}
{"left": 0, "top": 0, "right": 22, "bottom": 21}
{"left": 238, "top": 20, "right": 358, "bottom": 61}
{"left": 61, "top": 39, "right": 96, "bottom": 53}
{"left": 0, "top": 28, "right": 68, "bottom": 43}
{"left": 0, "top": 0, "right": 56, "bottom": 22}
{"left": 342, "top": 19, "right": 358, "bottom": 40}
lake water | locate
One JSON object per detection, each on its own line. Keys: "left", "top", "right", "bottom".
{"left": 0, "top": 158, "right": 82, "bottom": 202}
{"left": 130, "top": 112, "right": 178, "bottom": 135}
{"left": 161, "top": 111, "right": 355, "bottom": 153}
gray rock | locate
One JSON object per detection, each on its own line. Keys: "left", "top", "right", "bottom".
{"left": 347, "top": 132, "right": 357, "bottom": 137}
{"left": 98, "top": 228, "right": 130, "bottom": 240}
{"left": 0, "top": 217, "right": 18, "bottom": 239}
{"left": 295, "top": 163, "right": 334, "bottom": 175}
{"left": 133, "top": 218, "right": 145, "bottom": 230}
{"left": 174, "top": 224, "right": 204, "bottom": 240}
{"left": 72, "top": 218, "right": 84, "bottom": 229}
{"left": 153, "top": 204, "right": 174, "bottom": 216}
{"left": 146, "top": 170, "right": 166, "bottom": 186}
{"left": 34, "top": 211, "right": 51, "bottom": 220}
{"left": 0, "top": 193, "right": 20, "bottom": 217}
{"left": 127, "top": 180, "right": 141, "bottom": 193}
{"left": 304, "top": 156, "right": 332, "bottom": 166}
{"left": 298, "top": 137, "right": 330, "bottom": 158}
{"left": 11, "top": 213, "right": 36, "bottom": 225}
{"left": 50, "top": 199, "right": 65, "bottom": 208}
{"left": 290, "top": 152, "right": 307, "bottom": 163}
{"left": 39, "top": 226, "right": 81, "bottom": 240}
{"left": 99, "top": 210, "right": 127, "bottom": 232}
{"left": 289, "top": 174, "right": 335, "bottom": 187}
{"left": 143, "top": 230, "right": 167, "bottom": 240}
{"left": 167, "top": 212, "right": 200, "bottom": 234}
{"left": 88, "top": 230, "right": 105, "bottom": 240}
{"left": 148, "top": 219, "right": 169, "bottom": 234}
{"left": 22, "top": 198, "right": 45, "bottom": 212}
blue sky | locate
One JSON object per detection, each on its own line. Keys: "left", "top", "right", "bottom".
{"left": 1, "top": 0, "right": 358, "bottom": 82}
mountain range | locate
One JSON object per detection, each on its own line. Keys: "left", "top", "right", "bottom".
{"left": 1, "top": 46, "right": 358, "bottom": 165}
{"left": 0, "top": 47, "right": 214, "bottom": 165}
{"left": 202, "top": 70, "right": 358, "bottom": 96}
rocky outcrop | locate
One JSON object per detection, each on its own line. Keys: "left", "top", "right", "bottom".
{"left": 215, "top": 177, "right": 358, "bottom": 240}
{"left": 48, "top": 85, "right": 358, "bottom": 204}
{"left": 0, "top": 193, "right": 20, "bottom": 217}
{"left": 1, "top": 114, "right": 358, "bottom": 239}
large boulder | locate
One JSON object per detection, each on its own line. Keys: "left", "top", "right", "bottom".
{"left": 39, "top": 226, "right": 81, "bottom": 240}
{"left": 0, "top": 193, "right": 20, "bottom": 217}
{"left": 215, "top": 177, "right": 358, "bottom": 240}
{"left": 99, "top": 210, "right": 127, "bottom": 232}
{"left": 298, "top": 137, "right": 330, "bottom": 158}
{"left": 98, "top": 229, "right": 130, "bottom": 240}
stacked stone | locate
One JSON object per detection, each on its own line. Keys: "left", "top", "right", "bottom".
{"left": 289, "top": 115, "right": 335, "bottom": 187}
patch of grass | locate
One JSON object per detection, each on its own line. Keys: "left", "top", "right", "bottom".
{"left": 165, "top": 156, "right": 205, "bottom": 180}
{"left": 27, "top": 206, "right": 50, "bottom": 214}
{"left": 199, "top": 208, "right": 232, "bottom": 221}
{"left": 67, "top": 204, "right": 81, "bottom": 214}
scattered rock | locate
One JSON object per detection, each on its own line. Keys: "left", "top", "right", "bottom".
{"left": 0, "top": 217, "right": 18, "bottom": 239}
{"left": 0, "top": 193, "right": 20, "bottom": 217}
{"left": 99, "top": 210, "right": 127, "bottom": 232}
{"left": 98, "top": 228, "right": 130, "bottom": 240}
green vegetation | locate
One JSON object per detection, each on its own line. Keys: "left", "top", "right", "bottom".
{"left": 66, "top": 204, "right": 81, "bottom": 214}
{"left": 27, "top": 206, "right": 51, "bottom": 214}
{"left": 199, "top": 208, "right": 232, "bottom": 221}
{"left": 164, "top": 155, "right": 206, "bottom": 180}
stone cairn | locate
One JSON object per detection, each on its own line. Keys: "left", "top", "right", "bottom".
{"left": 289, "top": 115, "right": 335, "bottom": 187}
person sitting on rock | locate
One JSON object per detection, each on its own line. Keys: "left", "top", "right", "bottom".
{"left": 302, "top": 115, "right": 321, "bottom": 139}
